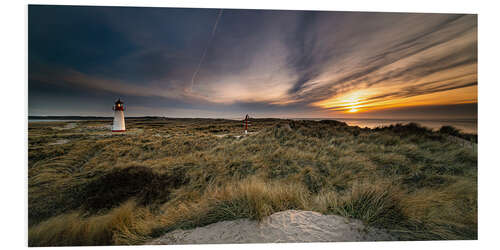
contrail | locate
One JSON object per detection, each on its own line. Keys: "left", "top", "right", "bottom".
{"left": 190, "top": 9, "right": 223, "bottom": 90}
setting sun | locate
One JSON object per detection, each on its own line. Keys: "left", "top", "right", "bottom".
{"left": 313, "top": 89, "right": 375, "bottom": 113}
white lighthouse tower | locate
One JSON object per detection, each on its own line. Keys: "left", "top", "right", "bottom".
{"left": 112, "top": 98, "right": 126, "bottom": 132}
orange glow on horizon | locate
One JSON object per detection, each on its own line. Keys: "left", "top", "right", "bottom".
{"left": 313, "top": 84, "right": 477, "bottom": 114}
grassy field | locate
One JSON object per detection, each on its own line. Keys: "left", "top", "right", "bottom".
{"left": 27, "top": 118, "right": 477, "bottom": 246}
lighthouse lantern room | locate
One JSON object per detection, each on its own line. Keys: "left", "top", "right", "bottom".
{"left": 112, "top": 98, "right": 126, "bottom": 132}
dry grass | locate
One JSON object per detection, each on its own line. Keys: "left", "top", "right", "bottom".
{"left": 28, "top": 201, "right": 154, "bottom": 246}
{"left": 150, "top": 177, "right": 310, "bottom": 237}
{"left": 28, "top": 118, "right": 477, "bottom": 245}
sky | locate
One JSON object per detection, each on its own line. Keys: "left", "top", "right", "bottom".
{"left": 28, "top": 5, "right": 477, "bottom": 119}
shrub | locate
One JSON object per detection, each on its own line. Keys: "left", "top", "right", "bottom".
{"left": 80, "top": 166, "right": 188, "bottom": 213}
{"left": 28, "top": 201, "right": 154, "bottom": 246}
{"left": 151, "top": 178, "right": 310, "bottom": 236}
{"left": 301, "top": 167, "right": 325, "bottom": 194}
{"left": 439, "top": 125, "right": 461, "bottom": 136}
{"left": 323, "top": 183, "right": 407, "bottom": 229}
{"left": 402, "top": 172, "right": 452, "bottom": 189}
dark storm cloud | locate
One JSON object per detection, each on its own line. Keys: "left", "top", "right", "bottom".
{"left": 28, "top": 6, "right": 137, "bottom": 73}
{"left": 28, "top": 6, "right": 477, "bottom": 118}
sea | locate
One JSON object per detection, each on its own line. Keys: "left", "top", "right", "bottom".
{"left": 28, "top": 119, "right": 79, "bottom": 122}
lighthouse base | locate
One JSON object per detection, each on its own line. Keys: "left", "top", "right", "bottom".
{"left": 112, "top": 110, "right": 126, "bottom": 132}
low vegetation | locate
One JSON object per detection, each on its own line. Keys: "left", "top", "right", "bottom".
{"left": 28, "top": 118, "right": 477, "bottom": 246}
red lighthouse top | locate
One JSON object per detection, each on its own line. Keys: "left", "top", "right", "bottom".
{"left": 113, "top": 98, "right": 124, "bottom": 111}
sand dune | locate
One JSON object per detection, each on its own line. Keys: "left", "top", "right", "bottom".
{"left": 147, "top": 210, "right": 396, "bottom": 245}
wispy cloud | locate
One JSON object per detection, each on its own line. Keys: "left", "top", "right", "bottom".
{"left": 28, "top": 6, "right": 477, "bottom": 118}
{"left": 280, "top": 13, "right": 477, "bottom": 112}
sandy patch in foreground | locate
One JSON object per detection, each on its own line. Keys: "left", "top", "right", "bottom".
{"left": 147, "top": 210, "right": 396, "bottom": 245}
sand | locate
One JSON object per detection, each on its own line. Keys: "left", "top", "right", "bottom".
{"left": 48, "top": 139, "right": 70, "bottom": 145}
{"left": 147, "top": 210, "right": 396, "bottom": 245}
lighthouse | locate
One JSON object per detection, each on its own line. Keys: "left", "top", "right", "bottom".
{"left": 112, "top": 98, "right": 126, "bottom": 132}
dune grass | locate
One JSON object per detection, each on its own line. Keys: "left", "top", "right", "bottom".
{"left": 28, "top": 118, "right": 477, "bottom": 246}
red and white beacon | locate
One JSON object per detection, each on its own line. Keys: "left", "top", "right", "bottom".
{"left": 112, "top": 98, "right": 126, "bottom": 132}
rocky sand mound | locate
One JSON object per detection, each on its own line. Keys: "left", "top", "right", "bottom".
{"left": 147, "top": 210, "right": 396, "bottom": 245}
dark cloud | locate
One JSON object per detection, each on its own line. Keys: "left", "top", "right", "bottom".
{"left": 28, "top": 5, "right": 137, "bottom": 73}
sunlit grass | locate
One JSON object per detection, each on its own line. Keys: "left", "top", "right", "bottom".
{"left": 28, "top": 118, "right": 477, "bottom": 245}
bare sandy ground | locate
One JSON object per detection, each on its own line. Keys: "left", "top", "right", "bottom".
{"left": 147, "top": 210, "right": 396, "bottom": 245}
{"left": 48, "top": 139, "right": 70, "bottom": 145}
